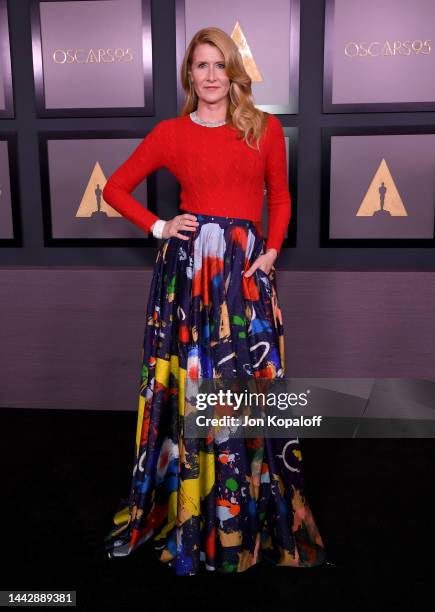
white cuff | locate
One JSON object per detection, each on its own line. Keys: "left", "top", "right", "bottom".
{"left": 151, "top": 219, "right": 166, "bottom": 239}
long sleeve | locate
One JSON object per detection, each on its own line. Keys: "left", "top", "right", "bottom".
{"left": 264, "top": 114, "right": 291, "bottom": 255}
{"left": 102, "top": 120, "right": 170, "bottom": 234}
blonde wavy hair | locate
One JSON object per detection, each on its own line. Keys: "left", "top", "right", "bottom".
{"left": 179, "top": 27, "right": 268, "bottom": 151}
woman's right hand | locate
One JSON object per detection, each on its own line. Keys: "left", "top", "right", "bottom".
{"left": 161, "top": 213, "right": 199, "bottom": 240}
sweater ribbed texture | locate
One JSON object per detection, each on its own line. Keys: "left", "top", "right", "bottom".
{"left": 102, "top": 112, "right": 291, "bottom": 254}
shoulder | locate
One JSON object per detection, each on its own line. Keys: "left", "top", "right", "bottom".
{"left": 260, "top": 113, "right": 284, "bottom": 154}
{"left": 154, "top": 116, "right": 188, "bottom": 132}
{"left": 147, "top": 116, "right": 184, "bottom": 136}
{"left": 264, "top": 112, "right": 284, "bottom": 137}
{"left": 150, "top": 116, "right": 192, "bottom": 142}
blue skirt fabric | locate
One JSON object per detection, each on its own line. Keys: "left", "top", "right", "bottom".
{"left": 104, "top": 212, "right": 327, "bottom": 575}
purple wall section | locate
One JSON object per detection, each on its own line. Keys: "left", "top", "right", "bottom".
{"left": 1, "top": 268, "right": 435, "bottom": 411}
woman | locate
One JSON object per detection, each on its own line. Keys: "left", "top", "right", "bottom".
{"left": 102, "top": 26, "right": 327, "bottom": 576}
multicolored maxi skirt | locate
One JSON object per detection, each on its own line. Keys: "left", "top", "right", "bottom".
{"left": 104, "top": 212, "right": 326, "bottom": 575}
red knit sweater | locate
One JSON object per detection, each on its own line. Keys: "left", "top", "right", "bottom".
{"left": 102, "top": 112, "right": 291, "bottom": 254}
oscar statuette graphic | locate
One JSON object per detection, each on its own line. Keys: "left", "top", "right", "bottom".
{"left": 75, "top": 161, "right": 123, "bottom": 219}
{"left": 356, "top": 158, "right": 408, "bottom": 217}
{"left": 374, "top": 181, "right": 390, "bottom": 218}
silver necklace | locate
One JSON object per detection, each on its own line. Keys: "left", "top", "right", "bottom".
{"left": 189, "top": 110, "right": 227, "bottom": 127}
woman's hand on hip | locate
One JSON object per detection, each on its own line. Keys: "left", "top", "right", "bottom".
{"left": 244, "top": 248, "right": 277, "bottom": 277}
{"left": 161, "top": 214, "right": 199, "bottom": 240}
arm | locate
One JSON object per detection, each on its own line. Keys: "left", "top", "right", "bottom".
{"left": 102, "top": 120, "right": 169, "bottom": 234}
{"left": 264, "top": 114, "right": 291, "bottom": 256}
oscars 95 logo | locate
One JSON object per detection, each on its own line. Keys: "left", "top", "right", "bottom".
{"left": 52, "top": 48, "right": 134, "bottom": 63}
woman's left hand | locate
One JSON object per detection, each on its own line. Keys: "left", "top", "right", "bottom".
{"left": 244, "top": 248, "right": 277, "bottom": 277}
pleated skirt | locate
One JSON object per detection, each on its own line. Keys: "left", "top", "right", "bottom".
{"left": 104, "top": 211, "right": 327, "bottom": 575}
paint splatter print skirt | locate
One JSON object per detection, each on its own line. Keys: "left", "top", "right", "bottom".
{"left": 104, "top": 212, "right": 326, "bottom": 575}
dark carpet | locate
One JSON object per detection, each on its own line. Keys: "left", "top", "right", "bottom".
{"left": 1, "top": 408, "right": 432, "bottom": 610}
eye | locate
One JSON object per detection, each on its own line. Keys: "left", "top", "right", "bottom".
{"left": 197, "top": 62, "right": 225, "bottom": 68}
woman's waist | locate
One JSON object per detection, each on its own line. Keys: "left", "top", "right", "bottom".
{"left": 179, "top": 205, "right": 263, "bottom": 231}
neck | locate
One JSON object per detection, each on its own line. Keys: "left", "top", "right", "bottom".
{"left": 195, "top": 101, "right": 228, "bottom": 123}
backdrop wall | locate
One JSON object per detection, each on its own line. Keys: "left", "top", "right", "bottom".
{"left": 1, "top": 0, "right": 434, "bottom": 410}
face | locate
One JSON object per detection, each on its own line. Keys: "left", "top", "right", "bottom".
{"left": 189, "top": 43, "right": 230, "bottom": 105}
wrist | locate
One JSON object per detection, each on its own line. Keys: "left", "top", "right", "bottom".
{"left": 151, "top": 218, "right": 167, "bottom": 239}
{"left": 266, "top": 247, "right": 278, "bottom": 259}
